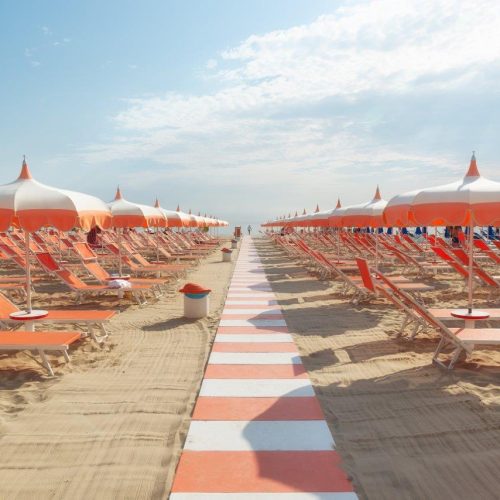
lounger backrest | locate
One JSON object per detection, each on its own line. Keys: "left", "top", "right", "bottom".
{"left": 35, "top": 252, "right": 61, "bottom": 272}
{"left": 431, "top": 247, "right": 469, "bottom": 277}
{"left": 451, "top": 248, "right": 470, "bottom": 266}
{"left": 132, "top": 253, "right": 149, "bottom": 266}
{"left": 377, "top": 272, "right": 446, "bottom": 332}
{"left": 55, "top": 269, "right": 87, "bottom": 288}
{"left": 0, "top": 293, "right": 20, "bottom": 316}
{"left": 84, "top": 261, "right": 109, "bottom": 282}
{"left": 105, "top": 243, "right": 120, "bottom": 256}
{"left": 355, "top": 258, "right": 376, "bottom": 292}
{"left": 474, "top": 239, "right": 489, "bottom": 251}
{"left": 73, "top": 242, "right": 98, "bottom": 261}
{"left": 452, "top": 249, "right": 499, "bottom": 287}
{"left": 403, "top": 234, "right": 423, "bottom": 252}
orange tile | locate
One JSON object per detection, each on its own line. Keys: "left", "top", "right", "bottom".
{"left": 218, "top": 326, "right": 289, "bottom": 334}
{"left": 221, "top": 314, "right": 284, "bottom": 320}
{"left": 204, "top": 364, "right": 307, "bottom": 379}
{"left": 192, "top": 397, "right": 325, "bottom": 420}
{"left": 212, "top": 342, "right": 298, "bottom": 353}
{"left": 171, "top": 451, "right": 354, "bottom": 493}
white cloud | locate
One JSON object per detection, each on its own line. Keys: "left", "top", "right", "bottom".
{"left": 41, "top": 25, "right": 52, "bottom": 36}
{"left": 206, "top": 58, "right": 218, "bottom": 70}
{"left": 76, "top": 0, "right": 500, "bottom": 217}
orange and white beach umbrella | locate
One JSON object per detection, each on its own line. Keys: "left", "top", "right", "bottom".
{"left": 341, "top": 187, "right": 387, "bottom": 228}
{"left": 387, "top": 153, "right": 500, "bottom": 312}
{"left": 109, "top": 188, "right": 166, "bottom": 228}
{"left": 154, "top": 200, "right": 190, "bottom": 227}
{"left": 109, "top": 188, "right": 167, "bottom": 275}
{"left": 411, "top": 153, "right": 500, "bottom": 226}
{"left": 0, "top": 158, "right": 112, "bottom": 312}
{"left": 0, "top": 159, "right": 111, "bottom": 232}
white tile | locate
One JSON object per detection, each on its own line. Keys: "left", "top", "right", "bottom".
{"left": 209, "top": 352, "right": 301, "bottom": 365}
{"left": 199, "top": 378, "right": 314, "bottom": 397}
{"left": 215, "top": 334, "right": 293, "bottom": 343}
{"left": 184, "top": 420, "right": 335, "bottom": 451}
{"left": 222, "top": 309, "right": 283, "bottom": 315}
{"left": 172, "top": 494, "right": 358, "bottom": 500}
{"left": 219, "top": 319, "right": 287, "bottom": 327}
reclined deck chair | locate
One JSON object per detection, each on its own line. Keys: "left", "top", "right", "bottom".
{"left": 35, "top": 251, "right": 156, "bottom": 305}
{"left": 55, "top": 268, "right": 158, "bottom": 305}
{"left": 474, "top": 239, "right": 500, "bottom": 264}
{"left": 0, "top": 330, "right": 81, "bottom": 376}
{"left": 371, "top": 272, "right": 500, "bottom": 369}
{"left": 0, "top": 293, "right": 115, "bottom": 343}
{"left": 105, "top": 243, "right": 188, "bottom": 275}
{"left": 73, "top": 243, "right": 169, "bottom": 294}
{"left": 430, "top": 246, "right": 470, "bottom": 282}
{"left": 451, "top": 248, "right": 500, "bottom": 289}
{"left": 356, "top": 258, "right": 434, "bottom": 303}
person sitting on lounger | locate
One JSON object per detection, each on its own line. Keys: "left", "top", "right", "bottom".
{"left": 86, "top": 226, "right": 101, "bottom": 247}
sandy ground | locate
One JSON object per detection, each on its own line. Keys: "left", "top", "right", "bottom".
{"left": 0, "top": 241, "right": 235, "bottom": 499}
{"left": 255, "top": 237, "right": 500, "bottom": 500}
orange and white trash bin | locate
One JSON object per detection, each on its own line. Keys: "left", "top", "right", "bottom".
{"left": 221, "top": 247, "right": 233, "bottom": 262}
{"left": 179, "top": 283, "right": 211, "bottom": 319}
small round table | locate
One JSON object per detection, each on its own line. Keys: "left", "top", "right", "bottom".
{"left": 10, "top": 310, "right": 48, "bottom": 332}
{"left": 450, "top": 309, "right": 490, "bottom": 328}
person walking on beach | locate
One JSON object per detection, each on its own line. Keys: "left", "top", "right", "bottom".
{"left": 247, "top": 225, "right": 252, "bottom": 235}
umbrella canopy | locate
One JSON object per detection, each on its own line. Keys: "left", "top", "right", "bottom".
{"left": 0, "top": 159, "right": 112, "bottom": 312}
{"left": 109, "top": 188, "right": 166, "bottom": 228}
{"left": 154, "top": 200, "right": 190, "bottom": 227}
{"left": 0, "top": 159, "right": 111, "bottom": 232}
{"left": 342, "top": 187, "right": 387, "bottom": 228}
{"left": 384, "top": 153, "right": 500, "bottom": 227}
{"left": 108, "top": 188, "right": 166, "bottom": 276}
{"left": 411, "top": 153, "right": 500, "bottom": 226}
{"left": 385, "top": 153, "right": 500, "bottom": 312}
{"left": 383, "top": 189, "right": 420, "bottom": 227}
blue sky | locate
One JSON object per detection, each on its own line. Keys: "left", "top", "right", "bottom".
{"left": 1, "top": 0, "right": 499, "bottom": 229}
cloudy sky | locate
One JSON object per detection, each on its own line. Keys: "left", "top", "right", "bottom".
{"left": 1, "top": 0, "right": 499, "bottom": 229}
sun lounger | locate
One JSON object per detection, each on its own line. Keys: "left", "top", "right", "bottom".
{"left": 0, "top": 293, "right": 116, "bottom": 343}
{"left": 451, "top": 248, "right": 500, "bottom": 288}
{"left": 356, "top": 258, "right": 434, "bottom": 303}
{"left": 73, "top": 242, "right": 170, "bottom": 293}
{"left": 53, "top": 268, "right": 155, "bottom": 305}
{"left": 370, "top": 272, "right": 500, "bottom": 368}
{"left": 473, "top": 239, "right": 500, "bottom": 264}
{"left": 35, "top": 252, "right": 158, "bottom": 305}
{"left": 0, "top": 330, "right": 81, "bottom": 376}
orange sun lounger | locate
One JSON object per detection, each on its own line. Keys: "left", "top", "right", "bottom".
{"left": 371, "top": 272, "right": 500, "bottom": 368}
{"left": 0, "top": 293, "right": 116, "bottom": 343}
{"left": 0, "top": 330, "right": 81, "bottom": 376}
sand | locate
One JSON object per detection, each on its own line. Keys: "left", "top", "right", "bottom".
{"left": 255, "top": 237, "right": 500, "bottom": 500}
{"left": 0, "top": 241, "right": 235, "bottom": 499}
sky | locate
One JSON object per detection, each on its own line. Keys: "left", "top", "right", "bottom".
{"left": 1, "top": 0, "right": 500, "bottom": 231}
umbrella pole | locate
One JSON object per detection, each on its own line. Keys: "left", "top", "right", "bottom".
{"left": 375, "top": 229, "right": 379, "bottom": 271}
{"left": 118, "top": 228, "right": 123, "bottom": 276}
{"left": 24, "top": 231, "right": 32, "bottom": 313}
{"left": 336, "top": 228, "right": 340, "bottom": 262}
{"left": 58, "top": 229, "right": 63, "bottom": 262}
{"left": 156, "top": 227, "right": 160, "bottom": 262}
{"left": 468, "top": 218, "right": 474, "bottom": 314}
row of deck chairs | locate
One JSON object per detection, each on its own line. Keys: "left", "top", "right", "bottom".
{"left": 271, "top": 231, "right": 500, "bottom": 369}
{"left": 0, "top": 228, "right": 221, "bottom": 375}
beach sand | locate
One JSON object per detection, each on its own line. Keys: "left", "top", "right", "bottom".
{"left": 255, "top": 237, "right": 500, "bottom": 500}
{"left": 0, "top": 241, "right": 235, "bottom": 499}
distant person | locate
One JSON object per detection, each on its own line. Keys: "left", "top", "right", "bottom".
{"left": 86, "top": 226, "right": 101, "bottom": 246}
{"left": 247, "top": 225, "right": 252, "bottom": 235}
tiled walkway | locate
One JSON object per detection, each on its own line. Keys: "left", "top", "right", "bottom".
{"left": 170, "top": 237, "right": 357, "bottom": 499}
